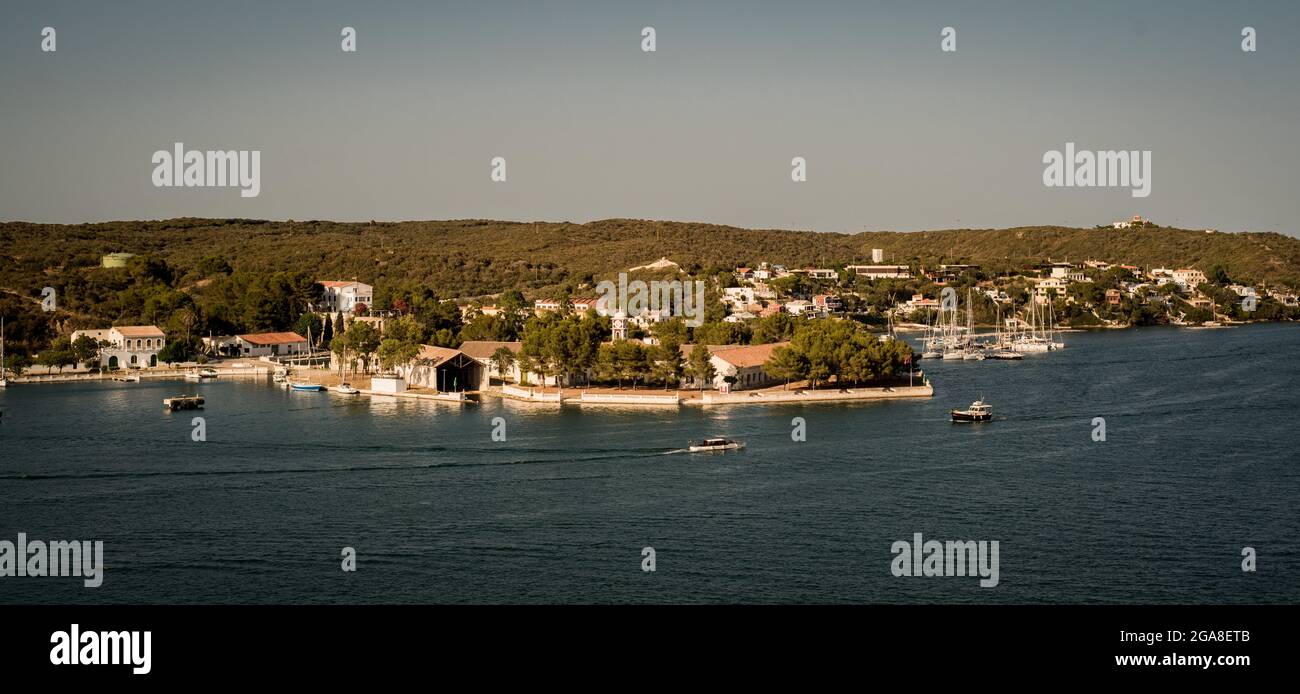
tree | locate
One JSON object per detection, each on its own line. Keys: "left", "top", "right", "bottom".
{"left": 376, "top": 315, "right": 423, "bottom": 372}
{"left": 295, "top": 313, "right": 322, "bottom": 346}
{"left": 763, "top": 344, "right": 808, "bottom": 389}
{"left": 342, "top": 321, "right": 381, "bottom": 373}
{"left": 5, "top": 353, "right": 32, "bottom": 377}
{"left": 654, "top": 334, "right": 684, "bottom": 389}
{"left": 687, "top": 344, "right": 714, "bottom": 391}
{"left": 490, "top": 347, "right": 516, "bottom": 383}
{"left": 70, "top": 334, "right": 102, "bottom": 367}
{"left": 157, "top": 339, "right": 194, "bottom": 365}
{"left": 36, "top": 348, "right": 76, "bottom": 374}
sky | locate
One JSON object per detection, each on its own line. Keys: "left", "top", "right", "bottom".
{"left": 1, "top": 0, "right": 1297, "bottom": 234}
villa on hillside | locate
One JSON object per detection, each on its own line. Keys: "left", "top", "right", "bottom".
{"left": 1172, "top": 269, "right": 1208, "bottom": 291}
{"left": 318, "top": 280, "right": 373, "bottom": 314}
{"left": 70, "top": 325, "right": 166, "bottom": 369}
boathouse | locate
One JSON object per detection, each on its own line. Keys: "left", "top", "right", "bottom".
{"left": 403, "top": 345, "right": 484, "bottom": 393}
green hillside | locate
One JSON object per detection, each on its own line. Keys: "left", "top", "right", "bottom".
{"left": 3, "top": 218, "right": 1298, "bottom": 301}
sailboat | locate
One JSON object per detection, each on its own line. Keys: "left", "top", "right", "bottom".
{"left": 288, "top": 324, "right": 323, "bottom": 391}
{"left": 962, "top": 289, "right": 985, "bottom": 360}
{"left": 985, "top": 305, "right": 1023, "bottom": 360}
{"left": 1, "top": 317, "right": 8, "bottom": 388}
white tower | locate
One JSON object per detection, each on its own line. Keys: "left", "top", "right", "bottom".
{"left": 611, "top": 311, "right": 628, "bottom": 341}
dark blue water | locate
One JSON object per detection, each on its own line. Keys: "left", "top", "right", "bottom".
{"left": 2, "top": 324, "right": 1297, "bottom": 604}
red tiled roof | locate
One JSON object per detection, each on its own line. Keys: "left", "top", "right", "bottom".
{"left": 238, "top": 332, "right": 307, "bottom": 345}
{"left": 711, "top": 342, "right": 787, "bottom": 368}
{"left": 458, "top": 341, "right": 522, "bottom": 359}
{"left": 114, "top": 325, "right": 165, "bottom": 338}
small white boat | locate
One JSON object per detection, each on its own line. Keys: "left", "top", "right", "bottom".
{"left": 334, "top": 383, "right": 360, "bottom": 395}
{"left": 198, "top": 368, "right": 219, "bottom": 378}
{"left": 688, "top": 437, "right": 745, "bottom": 453}
{"left": 290, "top": 382, "right": 325, "bottom": 392}
{"left": 962, "top": 350, "right": 986, "bottom": 361}
{"left": 183, "top": 372, "right": 201, "bottom": 382}
{"left": 121, "top": 373, "right": 141, "bottom": 382}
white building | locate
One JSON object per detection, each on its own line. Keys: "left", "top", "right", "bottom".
{"left": 234, "top": 332, "right": 310, "bottom": 357}
{"left": 722, "top": 287, "right": 757, "bottom": 307}
{"left": 1047, "top": 263, "right": 1074, "bottom": 279}
{"left": 1172, "top": 269, "right": 1208, "bottom": 291}
{"left": 706, "top": 343, "right": 785, "bottom": 392}
{"left": 784, "top": 300, "right": 815, "bottom": 316}
{"left": 871, "top": 248, "right": 885, "bottom": 263}
{"left": 70, "top": 325, "right": 166, "bottom": 369}
{"left": 811, "top": 294, "right": 843, "bottom": 312}
{"left": 1034, "top": 278, "right": 1070, "bottom": 304}
{"left": 846, "top": 264, "right": 912, "bottom": 279}
{"left": 319, "top": 280, "right": 373, "bottom": 314}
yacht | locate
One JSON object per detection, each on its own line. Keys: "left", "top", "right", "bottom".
{"left": 688, "top": 437, "right": 744, "bottom": 453}
{"left": 951, "top": 399, "right": 993, "bottom": 422}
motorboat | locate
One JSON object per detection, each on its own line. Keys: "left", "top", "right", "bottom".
{"left": 290, "top": 382, "right": 325, "bottom": 392}
{"left": 198, "top": 368, "right": 219, "bottom": 378}
{"left": 688, "top": 437, "right": 744, "bottom": 453}
{"left": 334, "top": 383, "right": 360, "bottom": 395}
{"left": 951, "top": 399, "right": 993, "bottom": 423}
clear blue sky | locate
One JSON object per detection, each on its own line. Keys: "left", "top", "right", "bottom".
{"left": 1, "top": 0, "right": 1296, "bottom": 234}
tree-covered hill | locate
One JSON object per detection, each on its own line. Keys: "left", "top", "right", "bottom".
{"left": 3, "top": 218, "right": 1298, "bottom": 301}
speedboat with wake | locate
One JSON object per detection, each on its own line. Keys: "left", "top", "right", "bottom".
{"left": 688, "top": 437, "right": 745, "bottom": 453}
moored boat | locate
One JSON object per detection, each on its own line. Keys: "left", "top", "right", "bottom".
{"left": 334, "top": 383, "right": 360, "bottom": 395}
{"left": 290, "top": 382, "right": 325, "bottom": 392}
{"left": 198, "top": 368, "right": 219, "bottom": 378}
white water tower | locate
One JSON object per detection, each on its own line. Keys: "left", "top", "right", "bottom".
{"left": 872, "top": 248, "right": 884, "bottom": 263}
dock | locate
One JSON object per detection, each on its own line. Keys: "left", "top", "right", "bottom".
{"left": 163, "top": 395, "right": 205, "bottom": 411}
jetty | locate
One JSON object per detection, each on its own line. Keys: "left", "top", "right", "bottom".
{"left": 163, "top": 395, "right": 205, "bottom": 411}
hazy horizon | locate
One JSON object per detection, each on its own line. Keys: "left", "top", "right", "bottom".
{"left": 2, "top": 0, "right": 1297, "bottom": 235}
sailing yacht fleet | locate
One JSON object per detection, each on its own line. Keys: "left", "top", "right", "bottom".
{"left": 921, "top": 289, "right": 1064, "bottom": 361}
